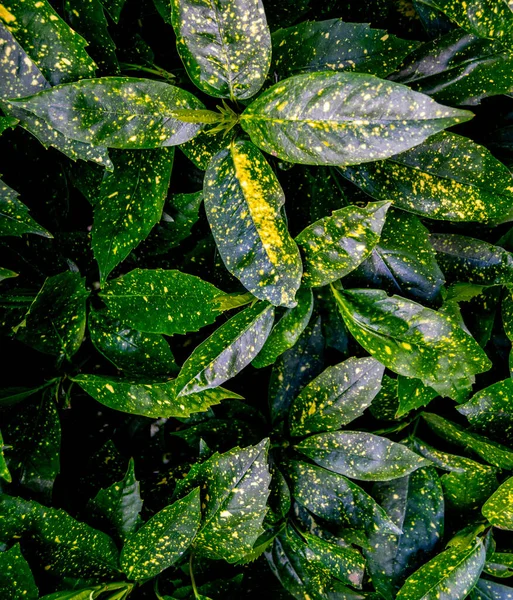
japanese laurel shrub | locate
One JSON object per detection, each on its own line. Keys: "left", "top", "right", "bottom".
{"left": 1, "top": 0, "right": 513, "bottom": 598}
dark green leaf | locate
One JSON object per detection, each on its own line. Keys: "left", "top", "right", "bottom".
{"left": 471, "top": 579, "right": 513, "bottom": 599}
{"left": 171, "top": 0, "right": 271, "bottom": 99}
{"left": 482, "top": 477, "right": 513, "bottom": 530}
{"left": 92, "top": 148, "right": 174, "bottom": 282}
{"left": 89, "top": 308, "right": 177, "bottom": 377}
{"left": 0, "top": 544, "right": 38, "bottom": 600}
{"left": 174, "top": 302, "right": 275, "bottom": 396}
{"left": 369, "top": 374, "right": 399, "bottom": 421}
{"left": 1, "top": 0, "right": 96, "bottom": 85}
{"left": 396, "top": 376, "right": 438, "bottom": 418}
{"left": 271, "top": 19, "right": 417, "bottom": 80}
{"left": 173, "top": 439, "right": 271, "bottom": 563}
{"left": 296, "top": 432, "right": 430, "bottom": 481}
{"left": 16, "top": 271, "right": 88, "bottom": 358}
{"left": 0, "top": 116, "right": 17, "bottom": 135}
{"left": 286, "top": 460, "right": 402, "bottom": 536}
{"left": 0, "top": 430, "right": 11, "bottom": 482}
{"left": 180, "top": 129, "right": 227, "bottom": 171}
{"left": 204, "top": 140, "right": 302, "bottom": 307}
{"left": 422, "top": 412, "right": 513, "bottom": 469}
{"left": 458, "top": 379, "right": 513, "bottom": 444}
{"left": 350, "top": 210, "right": 445, "bottom": 304}
{"left": 340, "top": 132, "right": 513, "bottom": 223}
{"left": 100, "top": 0, "right": 126, "bottom": 23}
{"left": 365, "top": 467, "right": 444, "bottom": 599}
{"left": 0, "top": 179, "right": 51, "bottom": 238}
{"left": 89, "top": 458, "right": 143, "bottom": 543}
{"left": 71, "top": 374, "right": 242, "bottom": 418}
{"left": 0, "top": 267, "right": 17, "bottom": 282}
{"left": 98, "top": 269, "right": 228, "bottom": 336}
{"left": 485, "top": 553, "right": 513, "bottom": 578}
{"left": 289, "top": 357, "right": 385, "bottom": 436}
{"left": 295, "top": 201, "right": 390, "bottom": 287}
{"left": 0, "top": 381, "right": 56, "bottom": 408}
{"left": 241, "top": 72, "right": 472, "bottom": 166}
{"left": 13, "top": 78, "right": 205, "bottom": 149}
{"left": 396, "top": 538, "right": 485, "bottom": 599}
{"left": 120, "top": 488, "right": 201, "bottom": 580}
{"left": 252, "top": 288, "right": 313, "bottom": 368}
{"left": 333, "top": 287, "right": 491, "bottom": 400}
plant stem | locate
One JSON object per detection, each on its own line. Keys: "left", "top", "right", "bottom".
{"left": 189, "top": 553, "right": 200, "bottom": 599}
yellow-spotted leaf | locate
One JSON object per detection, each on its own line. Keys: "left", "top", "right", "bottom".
{"left": 204, "top": 140, "right": 302, "bottom": 307}
{"left": 0, "top": 178, "right": 51, "bottom": 239}
{"left": 240, "top": 72, "right": 472, "bottom": 166}
{"left": 170, "top": 0, "right": 271, "bottom": 99}
{"left": 482, "top": 477, "right": 513, "bottom": 530}
{"left": 0, "top": 544, "right": 38, "bottom": 600}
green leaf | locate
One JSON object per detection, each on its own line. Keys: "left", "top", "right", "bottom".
{"left": 0, "top": 116, "right": 17, "bottom": 135}
{"left": 174, "top": 302, "right": 275, "bottom": 397}
{"left": 0, "top": 178, "right": 51, "bottom": 238}
{"left": 89, "top": 458, "right": 143, "bottom": 543}
{"left": 415, "top": 0, "right": 513, "bottom": 40}
{"left": 365, "top": 467, "right": 444, "bottom": 599}
{"left": 286, "top": 460, "right": 401, "bottom": 536}
{"left": 252, "top": 288, "right": 313, "bottom": 368}
{"left": 0, "top": 430, "right": 11, "bottom": 482}
{"left": 204, "top": 140, "right": 302, "bottom": 307}
{"left": 39, "top": 583, "right": 133, "bottom": 600}
{"left": 16, "top": 271, "right": 88, "bottom": 358}
{"left": 170, "top": 0, "right": 271, "bottom": 99}
{"left": 1, "top": 0, "right": 96, "bottom": 85}
{"left": 71, "top": 374, "right": 242, "bottom": 418}
{"left": 396, "top": 538, "right": 485, "bottom": 600}
{"left": 0, "top": 495, "right": 119, "bottom": 578}
{"left": 422, "top": 412, "right": 513, "bottom": 470}
{"left": 92, "top": 148, "right": 174, "bottom": 282}
{"left": 485, "top": 553, "right": 513, "bottom": 578}
{"left": 271, "top": 19, "right": 417, "bottom": 80}
{"left": 100, "top": 0, "right": 126, "bottom": 23}
{"left": 120, "top": 488, "right": 201, "bottom": 580}
{"left": 289, "top": 357, "right": 385, "bottom": 436}
{"left": 332, "top": 287, "right": 491, "bottom": 401}
{"left": 431, "top": 234, "right": 513, "bottom": 284}
{"left": 98, "top": 269, "right": 227, "bottom": 336}
{"left": 269, "top": 316, "right": 325, "bottom": 426}
{"left": 180, "top": 129, "right": 228, "bottom": 171}
{"left": 295, "top": 201, "right": 390, "bottom": 287}
{"left": 369, "top": 374, "right": 399, "bottom": 421}
{"left": 296, "top": 432, "right": 430, "bottom": 481}
{"left": 471, "top": 579, "right": 513, "bottom": 599}
{"left": 396, "top": 376, "right": 438, "bottom": 418}
{"left": 350, "top": 210, "right": 445, "bottom": 304}
{"left": 89, "top": 308, "right": 178, "bottom": 377}
{"left": 482, "top": 477, "right": 513, "bottom": 530}
{"left": 3, "top": 385, "right": 61, "bottom": 500}
{"left": 458, "top": 379, "right": 513, "bottom": 444}
{"left": 0, "top": 380, "right": 56, "bottom": 408}
{"left": 391, "top": 29, "right": 513, "bottom": 106}
{"left": 173, "top": 439, "right": 271, "bottom": 563}
{"left": 13, "top": 77, "right": 205, "bottom": 149}
{"left": 0, "top": 544, "right": 38, "bottom": 600}
{"left": 0, "top": 267, "right": 17, "bottom": 282}
{"left": 341, "top": 132, "right": 513, "bottom": 223}
{"left": 240, "top": 72, "right": 472, "bottom": 166}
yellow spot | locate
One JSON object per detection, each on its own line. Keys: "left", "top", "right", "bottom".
{"left": 0, "top": 5, "right": 16, "bottom": 22}
{"left": 401, "top": 342, "right": 412, "bottom": 350}
{"left": 105, "top": 384, "right": 115, "bottom": 393}
{"left": 384, "top": 346, "right": 392, "bottom": 355}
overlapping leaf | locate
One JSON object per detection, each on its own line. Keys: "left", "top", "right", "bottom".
{"left": 0, "top": 178, "right": 51, "bottom": 238}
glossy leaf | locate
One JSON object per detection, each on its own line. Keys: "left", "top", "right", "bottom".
{"left": 296, "top": 432, "right": 430, "bottom": 481}
{"left": 174, "top": 302, "right": 275, "bottom": 396}
{"left": 0, "top": 267, "right": 17, "bottom": 282}
{"left": 396, "top": 376, "right": 438, "bottom": 418}
{"left": 13, "top": 78, "right": 205, "bottom": 149}
{"left": 458, "top": 379, "right": 513, "bottom": 443}
{"left": 0, "top": 179, "right": 51, "bottom": 238}
{"left": 340, "top": 132, "right": 513, "bottom": 223}
{"left": 1, "top": 0, "right": 96, "bottom": 85}
{"left": 287, "top": 460, "right": 401, "bottom": 537}
{"left": 350, "top": 210, "right": 445, "bottom": 304}
{"left": 252, "top": 288, "right": 313, "bottom": 368}
{"left": 120, "top": 488, "right": 201, "bottom": 580}
{"left": 100, "top": 0, "right": 126, "bottom": 22}
{"left": 485, "top": 553, "right": 513, "bottom": 578}
{"left": 366, "top": 467, "right": 445, "bottom": 599}
{"left": 240, "top": 72, "right": 472, "bottom": 166}
{"left": 0, "top": 544, "right": 38, "bottom": 600}
{"left": 180, "top": 129, "right": 228, "bottom": 171}
{"left": 89, "top": 309, "right": 177, "bottom": 377}
{"left": 72, "top": 374, "right": 242, "bottom": 418}
{"left": 173, "top": 439, "right": 271, "bottom": 563}
{"left": 0, "top": 116, "right": 17, "bottom": 135}
{"left": 0, "top": 430, "right": 11, "bottom": 482}
{"left": 170, "top": 0, "right": 271, "bottom": 99}
{"left": 271, "top": 19, "right": 417, "bottom": 79}
{"left": 333, "top": 287, "right": 491, "bottom": 400}
{"left": 98, "top": 269, "right": 227, "bottom": 336}
{"left": 289, "top": 357, "right": 385, "bottom": 436}
{"left": 441, "top": 466, "right": 498, "bottom": 512}
{"left": 396, "top": 538, "right": 486, "bottom": 600}
{"left": 295, "top": 201, "right": 390, "bottom": 287}
{"left": 482, "top": 477, "right": 513, "bottom": 530}
{"left": 89, "top": 458, "right": 143, "bottom": 543}
{"left": 204, "top": 140, "right": 302, "bottom": 307}
{"left": 92, "top": 148, "right": 174, "bottom": 282}
{"left": 16, "top": 271, "right": 88, "bottom": 358}
{"left": 422, "top": 412, "right": 513, "bottom": 470}
{"left": 471, "top": 579, "right": 513, "bottom": 599}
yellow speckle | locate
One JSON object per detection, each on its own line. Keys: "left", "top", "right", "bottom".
{"left": 0, "top": 5, "right": 16, "bottom": 22}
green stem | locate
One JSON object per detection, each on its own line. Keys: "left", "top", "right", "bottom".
{"left": 189, "top": 553, "right": 200, "bottom": 600}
